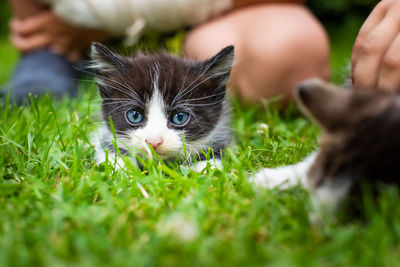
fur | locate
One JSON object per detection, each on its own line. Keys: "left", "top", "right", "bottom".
{"left": 90, "top": 43, "right": 234, "bottom": 169}
{"left": 251, "top": 78, "right": 400, "bottom": 215}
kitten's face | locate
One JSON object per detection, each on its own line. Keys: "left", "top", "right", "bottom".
{"left": 295, "top": 78, "right": 400, "bottom": 186}
{"left": 91, "top": 43, "right": 234, "bottom": 160}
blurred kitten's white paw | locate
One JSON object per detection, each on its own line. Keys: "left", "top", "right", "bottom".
{"left": 192, "top": 159, "right": 222, "bottom": 173}
{"left": 250, "top": 155, "right": 316, "bottom": 189}
{"left": 249, "top": 168, "right": 294, "bottom": 189}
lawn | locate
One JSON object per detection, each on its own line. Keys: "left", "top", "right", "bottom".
{"left": 1, "top": 18, "right": 400, "bottom": 266}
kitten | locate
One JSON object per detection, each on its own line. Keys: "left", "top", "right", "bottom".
{"left": 90, "top": 43, "right": 234, "bottom": 170}
{"left": 251, "top": 78, "right": 400, "bottom": 215}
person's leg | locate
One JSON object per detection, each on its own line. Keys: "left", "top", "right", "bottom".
{"left": 184, "top": 4, "right": 330, "bottom": 104}
{"left": 4, "top": 0, "right": 79, "bottom": 104}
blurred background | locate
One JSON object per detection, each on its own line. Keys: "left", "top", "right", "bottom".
{"left": 0, "top": 0, "right": 381, "bottom": 83}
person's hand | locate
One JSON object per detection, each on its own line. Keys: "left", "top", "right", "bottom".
{"left": 352, "top": 0, "right": 400, "bottom": 92}
{"left": 10, "top": 10, "right": 111, "bottom": 62}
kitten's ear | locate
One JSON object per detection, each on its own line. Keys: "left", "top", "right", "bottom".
{"left": 90, "top": 42, "right": 127, "bottom": 73}
{"left": 295, "top": 78, "right": 353, "bottom": 131}
{"left": 202, "top": 45, "right": 234, "bottom": 88}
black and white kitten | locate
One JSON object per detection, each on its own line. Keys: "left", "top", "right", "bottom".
{"left": 251, "top": 78, "right": 400, "bottom": 215}
{"left": 90, "top": 43, "right": 234, "bottom": 170}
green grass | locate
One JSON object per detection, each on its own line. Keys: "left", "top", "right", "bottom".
{"left": 1, "top": 29, "right": 400, "bottom": 266}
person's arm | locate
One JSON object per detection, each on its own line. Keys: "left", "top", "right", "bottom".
{"left": 352, "top": 0, "right": 400, "bottom": 92}
{"left": 233, "top": 0, "right": 306, "bottom": 10}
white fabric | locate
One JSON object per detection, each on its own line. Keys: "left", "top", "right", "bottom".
{"left": 37, "top": 0, "right": 233, "bottom": 45}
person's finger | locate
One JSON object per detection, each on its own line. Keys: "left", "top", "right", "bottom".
{"left": 352, "top": 10, "right": 400, "bottom": 90}
{"left": 352, "top": 1, "right": 387, "bottom": 65}
{"left": 9, "top": 18, "right": 17, "bottom": 31}
{"left": 10, "top": 12, "right": 52, "bottom": 36}
{"left": 377, "top": 32, "right": 400, "bottom": 92}
{"left": 11, "top": 33, "right": 50, "bottom": 52}
{"left": 354, "top": 1, "right": 387, "bottom": 41}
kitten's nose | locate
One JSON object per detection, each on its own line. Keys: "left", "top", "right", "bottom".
{"left": 145, "top": 137, "right": 164, "bottom": 149}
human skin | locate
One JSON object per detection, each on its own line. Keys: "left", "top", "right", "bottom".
{"left": 9, "top": 0, "right": 110, "bottom": 62}
{"left": 184, "top": 2, "right": 330, "bottom": 104}
{"left": 352, "top": 0, "right": 400, "bottom": 92}
{"left": 9, "top": 0, "right": 47, "bottom": 19}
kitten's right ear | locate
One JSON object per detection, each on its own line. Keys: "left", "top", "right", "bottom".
{"left": 90, "top": 42, "right": 126, "bottom": 74}
{"left": 202, "top": 45, "right": 235, "bottom": 88}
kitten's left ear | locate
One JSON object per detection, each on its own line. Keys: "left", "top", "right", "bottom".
{"left": 295, "top": 78, "right": 353, "bottom": 131}
{"left": 90, "top": 42, "right": 128, "bottom": 74}
{"left": 202, "top": 45, "right": 235, "bottom": 87}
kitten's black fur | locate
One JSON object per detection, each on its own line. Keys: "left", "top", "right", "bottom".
{"left": 91, "top": 43, "right": 234, "bottom": 165}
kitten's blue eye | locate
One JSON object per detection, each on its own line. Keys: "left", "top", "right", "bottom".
{"left": 171, "top": 112, "right": 189, "bottom": 126}
{"left": 126, "top": 109, "right": 143, "bottom": 124}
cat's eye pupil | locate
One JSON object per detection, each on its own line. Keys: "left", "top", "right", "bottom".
{"left": 126, "top": 109, "right": 143, "bottom": 124}
{"left": 171, "top": 112, "right": 189, "bottom": 126}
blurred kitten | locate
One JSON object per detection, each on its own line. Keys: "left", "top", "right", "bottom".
{"left": 251, "top": 78, "right": 400, "bottom": 215}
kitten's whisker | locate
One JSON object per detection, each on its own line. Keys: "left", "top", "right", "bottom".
{"left": 101, "top": 82, "right": 140, "bottom": 102}
{"left": 103, "top": 102, "right": 137, "bottom": 117}
{"left": 183, "top": 101, "right": 225, "bottom": 107}
{"left": 100, "top": 96, "right": 137, "bottom": 101}
{"left": 100, "top": 98, "right": 139, "bottom": 106}
{"left": 185, "top": 146, "right": 193, "bottom": 164}
{"left": 194, "top": 121, "right": 231, "bottom": 131}
{"left": 82, "top": 70, "right": 141, "bottom": 101}
{"left": 76, "top": 67, "right": 99, "bottom": 78}
{"left": 99, "top": 97, "right": 136, "bottom": 102}
{"left": 120, "top": 79, "right": 143, "bottom": 104}
{"left": 177, "top": 99, "right": 225, "bottom": 112}
{"left": 95, "top": 78, "right": 134, "bottom": 97}
{"left": 175, "top": 71, "right": 226, "bottom": 103}
{"left": 95, "top": 75, "right": 143, "bottom": 104}
{"left": 172, "top": 64, "right": 212, "bottom": 105}
{"left": 174, "top": 70, "right": 194, "bottom": 104}
{"left": 186, "top": 144, "right": 203, "bottom": 162}
{"left": 100, "top": 102, "right": 133, "bottom": 108}
{"left": 181, "top": 91, "right": 226, "bottom": 102}
{"left": 171, "top": 104, "right": 197, "bottom": 119}
{"left": 79, "top": 78, "right": 99, "bottom": 85}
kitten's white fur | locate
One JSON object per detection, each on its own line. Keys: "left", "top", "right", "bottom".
{"left": 250, "top": 153, "right": 316, "bottom": 190}
{"left": 192, "top": 159, "right": 222, "bottom": 173}
{"left": 250, "top": 153, "right": 352, "bottom": 212}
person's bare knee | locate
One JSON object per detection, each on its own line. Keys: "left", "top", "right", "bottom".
{"left": 237, "top": 7, "right": 330, "bottom": 102}
{"left": 184, "top": 4, "right": 330, "bottom": 104}
{"left": 184, "top": 17, "right": 236, "bottom": 61}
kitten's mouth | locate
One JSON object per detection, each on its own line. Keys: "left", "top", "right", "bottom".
{"left": 153, "top": 148, "right": 175, "bottom": 158}
{"left": 141, "top": 144, "right": 176, "bottom": 160}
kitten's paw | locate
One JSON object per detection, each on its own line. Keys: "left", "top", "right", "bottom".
{"left": 249, "top": 168, "right": 293, "bottom": 189}
{"left": 191, "top": 159, "right": 222, "bottom": 173}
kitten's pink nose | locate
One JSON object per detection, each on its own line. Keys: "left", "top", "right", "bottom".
{"left": 145, "top": 137, "right": 164, "bottom": 149}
